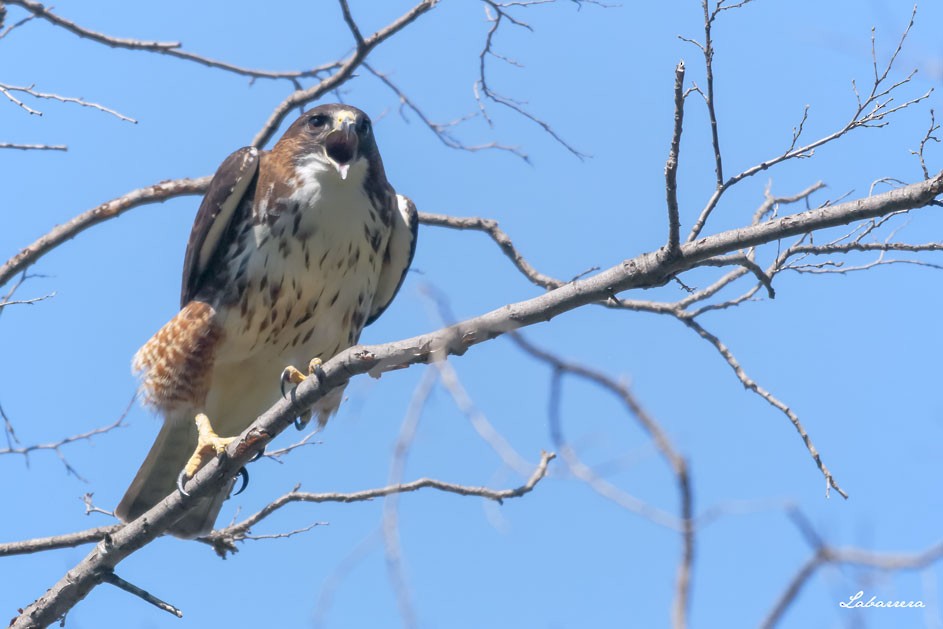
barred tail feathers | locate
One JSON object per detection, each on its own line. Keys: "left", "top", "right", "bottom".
{"left": 132, "top": 301, "right": 223, "bottom": 413}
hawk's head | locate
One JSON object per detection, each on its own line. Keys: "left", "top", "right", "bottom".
{"left": 277, "top": 104, "right": 381, "bottom": 182}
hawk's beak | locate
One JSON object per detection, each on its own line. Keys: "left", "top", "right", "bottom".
{"left": 324, "top": 115, "right": 359, "bottom": 180}
{"left": 339, "top": 117, "right": 355, "bottom": 141}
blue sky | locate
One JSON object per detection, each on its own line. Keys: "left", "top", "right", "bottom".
{"left": 2, "top": 1, "right": 942, "bottom": 627}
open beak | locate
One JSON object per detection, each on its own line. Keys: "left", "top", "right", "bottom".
{"left": 324, "top": 115, "right": 359, "bottom": 180}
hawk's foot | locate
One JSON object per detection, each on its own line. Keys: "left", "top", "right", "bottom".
{"left": 177, "top": 413, "right": 249, "bottom": 496}
{"left": 178, "top": 413, "right": 237, "bottom": 492}
{"left": 280, "top": 358, "right": 324, "bottom": 396}
{"left": 280, "top": 358, "right": 324, "bottom": 430}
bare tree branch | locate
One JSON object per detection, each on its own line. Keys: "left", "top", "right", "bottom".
{"left": 761, "top": 509, "right": 943, "bottom": 628}
{"left": 700, "top": 255, "right": 774, "bottom": 298}
{"left": 678, "top": 0, "right": 750, "bottom": 197}
{"left": 0, "top": 82, "right": 137, "bottom": 122}
{"left": 912, "top": 108, "right": 940, "bottom": 180}
{"left": 101, "top": 571, "right": 183, "bottom": 619}
{"left": 0, "top": 525, "right": 120, "bottom": 557}
{"left": 760, "top": 553, "right": 822, "bottom": 629}
{"left": 238, "top": 521, "right": 327, "bottom": 541}
{"left": 0, "top": 289, "right": 54, "bottom": 310}
{"left": 81, "top": 493, "right": 114, "bottom": 518}
{"left": 259, "top": 429, "right": 322, "bottom": 462}
{"left": 0, "top": 142, "right": 66, "bottom": 151}
{"left": 3, "top": 0, "right": 341, "bottom": 82}
{"left": 365, "top": 63, "right": 528, "bottom": 160}
{"left": 337, "top": 0, "right": 366, "bottom": 49}
{"left": 0, "top": 402, "right": 17, "bottom": 449}
{"left": 0, "top": 176, "right": 210, "bottom": 289}
{"left": 0, "top": 271, "right": 47, "bottom": 321}
{"left": 475, "top": 1, "right": 586, "bottom": 158}
{"left": 419, "top": 212, "right": 562, "bottom": 290}
{"left": 382, "top": 367, "right": 437, "bottom": 629}
{"left": 433, "top": 357, "right": 536, "bottom": 477}
{"left": 418, "top": 282, "right": 539, "bottom": 476}
{"left": 512, "top": 333, "right": 694, "bottom": 629}
{"left": 685, "top": 3, "right": 929, "bottom": 242}
{"left": 677, "top": 315, "right": 847, "bottom": 498}
{"left": 0, "top": 408, "right": 129, "bottom": 482}
{"left": 200, "top": 450, "right": 555, "bottom": 558}
{"left": 250, "top": 0, "right": 440, "bottom": 149}
{"left": 0, "top": 4, "right": 37, "bottom": 40}
{"left": 665, "top": 60, "right": 686, "bottom": 255}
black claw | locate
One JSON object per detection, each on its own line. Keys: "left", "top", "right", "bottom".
{"left": 280, "top": 369, "right": 291, "bottom": 399}
{"left": 176, "top": 469, "right": 191, "bottom": 497}
{"left": 232, "top": 467, "right": 249, "bottom": 496}
{"left": 249, "top": 449, "right": 264, "bottom": 462}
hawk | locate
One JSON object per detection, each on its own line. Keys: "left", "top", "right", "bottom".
{"left": 115, "top": 104, "right": 418, "bottom": 538}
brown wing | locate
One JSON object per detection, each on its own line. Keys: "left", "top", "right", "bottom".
{"left": 366, "top": 193, "right": 418, "bottom": 325}
{"left": 180, "top": 146, "right": 260, "bottom": 306}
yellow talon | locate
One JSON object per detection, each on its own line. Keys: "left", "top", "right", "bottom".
{"left": 279, "top": 358, "right": 324, "bottom": 430}
{"left": 183, "top": 413, "right": 237, "bottom": 478}
{"left": 281, "top": 365, "right": 307, "bottom": 387}
{"left": 280, "top": 358, "right": 324, "bottom": 395}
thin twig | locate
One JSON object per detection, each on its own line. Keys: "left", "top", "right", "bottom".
{"left": 677, "top": 315, "right": 847, "bottom": 499}
{"left": 0, "top": 402, "right": 18, "bottom": 449}
{"left": 81, "top": 493, "right": 114, "bottom": 518}
{"left": 240, "top": 522, "right": 327, "bottom": 541}
{"left": 101, "top": 572, "right": 183, "bottom": 619}
{"left": 912, "top": 108, "right": 940, "bottom": 180}
{"left": 337, "top": 0, "right": 365, "bottom": 48}
{"left": 665, "top": 60, "right": 686, "bottom": 254}
{"left": 0, "top": 291, "right": 55, "bottom": 309}
{"left": 474, "top": 1, "right": 587, "bottom": 158}
{"left": 702, "top": 0, "right": 724, "bottom": 187}
{"left": 365, "top": 63, "right": 528, "bottom": 159}
{"left": 0, "top": 411, "right": 128, "bottom": 482}
{"left": 260, "top": 429, "right": 322, "bottom": 462}
{"left": 0, "top": 5, "right": 38, "bottom": 39}
{"left": 0, "top": 142, "right": 67, "bottom": 151}
{"left": 0, "top": 82, "right": 136, "bottom": 122}
{"left": 700, "top": 256, "right": 774, "bottom": 298}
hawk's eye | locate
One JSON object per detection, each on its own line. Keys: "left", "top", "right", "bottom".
{"left": 358, "top": 118, "right": 371, "bottom": 135}
{"left": 307, "top": 114, "right": 328, "bottom": 129}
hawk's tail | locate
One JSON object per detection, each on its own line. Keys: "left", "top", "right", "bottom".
{"left": 115, "top": 410, "right": 233, "bottom": 539}
{"left": 131, "top": 300, "right": 223, "bottom": 413}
